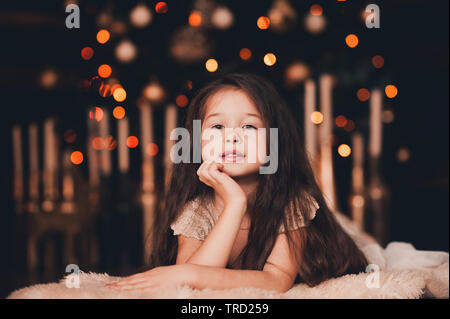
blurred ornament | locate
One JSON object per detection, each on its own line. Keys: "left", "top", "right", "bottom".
{"left": 39, "top": 69, "right": 58, "bottom": 89}
{"left": 211, "top": 6, "right": 234, "bottom": 30}
{"left": 115, "top": 39, "right": 137, "bottom": 63}
{"left": 304, "top": 14, "right": 326, "bottom": 34}
{"left": 143, "top": 81, "right": 166, "bottom": 104}
{"left": 130, "top": 4, "right": 153, "bottom": 28}
{"left": 191, "top": 0, "right": 216, "bottom": 28}
{"left": 284, "top": 62, "right": 310, "bottom": 87}
{"left": 169, "top": 26, "right": 213, "bottom": 64}
{"left": 268, "top": 0, "right": 298, "bottom": 33}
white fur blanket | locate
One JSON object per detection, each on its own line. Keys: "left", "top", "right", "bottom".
{"left": 7, "top": 213, "right": 449, "bottom": 299}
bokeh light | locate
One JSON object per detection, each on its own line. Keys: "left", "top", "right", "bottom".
{"left": 311, "top": 111, "right": 323, "bottom": 124}
{"left": 344, "top": 119, "right": 355, "bottom": 132}
{"left": 94, "top": 107, "right": 103, "bottom": 122}
{"left": 385, "top": 84, "right": 398, "bottom": 98}
{"left": 382, "top": 110, "right": 395, "bottom": 123}
{"left": 357, "top": 88, "right": 370, "bottom": 102}
{"left": 81, "top": 47, "right": 94, "bottom": 60}
{"left": 113, "top": 106, "right": 125, "bottom": 119}
{"left": 98, "top": 64, "right": 112, "bottom": 78}
{"left": 310, "top": 4, "right": 323, "bottom": 16}
{"left": 335, "top": 115, "right": 348, "bottom": 128}
{"left": 338, "top": 144, "right": 352, "bottom": 157}
{"left": 155, "top": 2, "right": 168, "bottom": 14}
{"left": 64, "top": 130, "right": 77, "bottom": 143}
{"left": 239, "top": 48, "right": 252, "bottom": 61}
{"left": 205, "top": 58, "right": 218, "bottom": 72}
{"left": 189, "top": 11, "right": 202, "bottom": 27}
{"left": 127, "top": 136, "right": 139, "bottom": 148}
{"left": 345, "top": 34, "right": 359, "bottom": 48}
{"left": 92, "top": 137, "right": 105, "bottom": 150}
{"left": 113, "top": 87, "right": 127, "bottom": 102}
{"left": 257, "top": 16, "right": 270, "bottom": 30}
{"left": 263, "top": 53, "right": 277, "bottom": 66}
{"left": 96, "top": 29, "right": 110, "bottom": 44}
{"left": 372, "top": 55, "right": 384, "bottom": 68}
{"left": 71, "top": 151, "right": 84, "bottom": 165}
{"left": 176, "top": 94, "right": 189, "bottom": 107}
{"left": 147, "top": 143, "right": 159, "bottom": 156}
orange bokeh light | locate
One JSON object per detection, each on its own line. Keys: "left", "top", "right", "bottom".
{"left": 205, "top": 58, "right": 218, "bottom": 72}
{"left": 310, "top": 4, "right": 323, "bottom": 16}
{"left": 94, "top": 107, "right": 104, "bottom": 122}
{"left": 147, "top": 143, "right": 159, "bottom": 156}
{"left": 71, "top": 151, "right": 84, "bottom": 165}
{"left": 345, "top": 34, "right": 359, "bottom": 48}
{"left": 113, "top": 106, "right": 125, "bottom": 119}
{"left": 338, "top": 144, "right": 352, "bottom": 157}
{"left": 98, "top": 64, "right": 112, "bottom": 78}
{"left": 357, "top": 88, "right": 370, "bottom": 102}
{"left": 113, "top": 87, "right": 127, "bottom": 102}
{"left": 96, "top": 29, "right": 110, "bottom": 44}
{"left": 176, "top": 94, "right": 189, "bottom": 107}
{"left": 311, "top": 111, "right": 323, "bottom": 124}
{"left": 264, "top": 53, "right": 277, "bottom": 66}
{"left": 92, "top": 137, "right": 105, "bottom": 150}
{"left": 111, "top": 83, "right": 123, "bottom": 94}
{"left": 81, "top": 47, "right": 94, "bottom": 60}
{"left": 127, "top": 136, "right": 139, "bottom": 148}
{"left": 155, "top": 2, "right": 168, "bottom": 14}
{"left": 189, "top": 11, "right": 202, "bottom": 27}
{"left": 344, "top": 119, "right": 355, "bottom": 132}
{"left": 257, "top": 16, "right": 270, "bottom": 30}
{"left": 372, "top": 55, "right": 384, "bottom": 68}
{"left": 99, "top": 83, "right": 112, "bottom": 97}
{"left": 385, "top": 84, "right": 398, "bottom": 98}
{"left": 335, "top": 115, "right": 348, "bottom": 128}
{"left": 239, "top": 48, "right": 252, "bottom": 60}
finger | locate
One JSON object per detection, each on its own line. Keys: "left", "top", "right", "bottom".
{"left": 114, "top": 276, "right": 145, "bottom": 286}
{"left": 208, "top": 163, "right": 223, "bottom": 184}
{"left": 199, "top": 162, "right": 216, "bottom": 185}
{"left": 117, "top": 282, "right": 155, "bottom": 291}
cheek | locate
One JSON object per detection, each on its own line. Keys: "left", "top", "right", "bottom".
{"left": 201, "top": 129, "right": 224, "bottom": 161}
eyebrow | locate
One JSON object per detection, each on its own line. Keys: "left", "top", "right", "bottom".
{"left": 205, "top": 112, "right": 262, "bottom": 121}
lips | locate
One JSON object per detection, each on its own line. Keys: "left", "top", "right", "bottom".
{"left": 222, "top": 149, "right": 245, "bottom": 162}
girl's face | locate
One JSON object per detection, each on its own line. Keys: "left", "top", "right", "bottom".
{"left": 201, "top": 89, "right": 267, "bottom": 177}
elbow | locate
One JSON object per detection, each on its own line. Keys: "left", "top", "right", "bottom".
{"left": 264, "top": 271, "right": 293, "bottom": 294}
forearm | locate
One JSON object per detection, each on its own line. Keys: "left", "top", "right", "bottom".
{"left": 187, "top": 203, "right": 245, "bottom": 267}
{"left": 188, "top": 264, "right": 287, "bottom": 293}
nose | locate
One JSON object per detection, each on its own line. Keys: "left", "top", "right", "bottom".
{"left": 225, "top": 129, "right": 240, "bottom": 144}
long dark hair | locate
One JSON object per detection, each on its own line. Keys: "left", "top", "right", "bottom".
{"left": 148, "top": 73, "right": 368, "bottom": 287}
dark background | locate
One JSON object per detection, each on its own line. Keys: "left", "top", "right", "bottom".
{"left": 0, "top": 0, "right": 448, "bottom": 298}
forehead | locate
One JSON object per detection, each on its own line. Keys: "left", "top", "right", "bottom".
{"left": 203, "top": 88, "right": 260, "bottom": 117}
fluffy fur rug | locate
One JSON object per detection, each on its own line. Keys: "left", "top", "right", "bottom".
{"left": 7, "top": 213, "right": 449, "bottom": 299}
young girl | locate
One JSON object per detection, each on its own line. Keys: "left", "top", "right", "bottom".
{"left": 107, "top": 73, "right": 368, "bottom": 293}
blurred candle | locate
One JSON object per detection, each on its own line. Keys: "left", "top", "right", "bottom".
{"left": 43, "top": 118, "right": 57, "bottom": 211}
{"left": 12, "top": 125, "right": 24, "bottom": 213}
{"left": 304, "top": 79, "right": 317, "bottom": 164}
{"left": 369, "top": 89, "right": 382, "bottom": 158}
{"left": 87, "top": 108, "right": 100, "bottom": 187}
{"left": 117, "top": 116, "right": 130, "bottom": 173}
{"left": 319, "top": 74, "right": 337, "bottom": 211}
{"left": 164, "top": 104, "right": 177, "bottom": 187}
{"left": 28, "top": 123, "right": 39, "bottom": 207}
{"left": 139, "top": 101, "right": 154, "bottom": 163}
{"left": 98, "top": 108, "right": 112, "bottom": 176}
{"left": 351, "top": 132, "right": 365, "bottom": 229}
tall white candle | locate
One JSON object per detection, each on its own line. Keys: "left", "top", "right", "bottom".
{"left": 139, "top": 100, "right": 154, "bottom": 162}
{"left": 319, "top": 74, "right": 337, "bottom": 211}
{"left": 44, "top": 118, "right": 56, "bottom": 172}
{"left": 87, "top": 108, "right": 100, "bottom": 187}
{"left": 98, "top": 108, "right": 112, "bottom": 176}
{"left": 117, "top": 116, "right": 130, "bottom": 173}
{"left": 164, "top": 104, "right": 177, "bottom": 188}
{"left": 369, "top": 89, "right": 382, "bottom": 158}
{"left": 28, "top": 123, "right": 39, "bottom": 201}
{"left": 304, "top": 79, "right": 317, "bottom": 163}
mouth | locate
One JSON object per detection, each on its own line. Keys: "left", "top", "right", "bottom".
{"left": 221, "top": 150, "right": 245, "bottom": 163}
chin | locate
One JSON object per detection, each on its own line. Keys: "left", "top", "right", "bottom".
{"left": 222, "top": 163, "right": 261, "bottom": 177}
